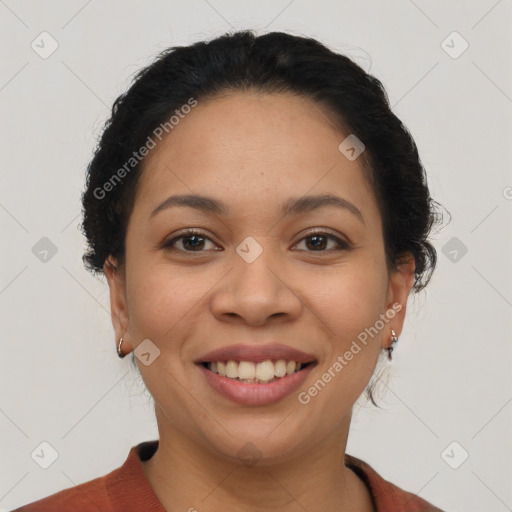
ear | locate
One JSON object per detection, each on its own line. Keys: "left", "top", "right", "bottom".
{"left": 383, "top": 252, "right": 416, "bottom": 348}
{"left": 104, "top": 256, "right": 132, "bottom": 354}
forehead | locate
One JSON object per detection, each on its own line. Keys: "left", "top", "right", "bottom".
{"left": 134, "top": 91, "right": 378, "bottom": 223}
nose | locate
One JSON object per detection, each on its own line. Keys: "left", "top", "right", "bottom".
{"left": 210, "top": 245, "right": 303, "bottom": 327}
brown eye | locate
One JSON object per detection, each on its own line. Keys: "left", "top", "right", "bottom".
{"left": 294, "top": 231, "right": 350, "bottom": 252}
{"left": 163, "top": 229, "right": 218, "bottom": 252}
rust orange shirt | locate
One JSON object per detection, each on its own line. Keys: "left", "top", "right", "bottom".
{"left": 12, "top": 440, "right": 445, "bottom": 511}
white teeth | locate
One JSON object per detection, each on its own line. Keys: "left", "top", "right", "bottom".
{"left": 225, "top": 360, "right": 238, "bottom": 378}
{"left": 206, "top": 359, "right": 307, "bottom": 382}
{"left": 274, "top": 359, "right": 287, "bottom": 377}
{"left": 255, "top": 360, "right": 275, "bottom": 382}
{"left": 238, "top": 361, "right": 255, "bottom": 380}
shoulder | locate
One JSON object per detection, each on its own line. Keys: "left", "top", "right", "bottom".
{"left": 10, "top": 441, "right": 164, "bottom": 512}
{"left": 345, "top": 454, "right": 446, "bottom": 512}
{"left": 10, "top": 473, "right": 111, "bottom": 511}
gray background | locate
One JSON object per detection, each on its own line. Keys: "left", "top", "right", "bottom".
{"left": 1, "top": 1, "right": 511, "bottom": 511}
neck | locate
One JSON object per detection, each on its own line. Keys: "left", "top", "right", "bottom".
{"left": 141, "top": 409, "right": 375, "bottom": 512}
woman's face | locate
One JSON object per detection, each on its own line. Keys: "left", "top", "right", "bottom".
{"left": 106, "top": 91, "right": 414, "bottom": 464}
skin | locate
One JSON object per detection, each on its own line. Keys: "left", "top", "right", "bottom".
{"left": 105, "top": 91, "right": 415, "bottom": 511}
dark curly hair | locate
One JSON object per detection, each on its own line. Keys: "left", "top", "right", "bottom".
{"left": 80, "top": 29, "right": 446, "bottom": 406}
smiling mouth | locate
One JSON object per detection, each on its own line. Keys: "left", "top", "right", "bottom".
{"left": 200, "top": 360, "right": 316, "bottom": 384}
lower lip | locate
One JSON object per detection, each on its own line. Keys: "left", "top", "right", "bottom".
{"left": 198, "top": 364, "right": 316, "bottom": 406}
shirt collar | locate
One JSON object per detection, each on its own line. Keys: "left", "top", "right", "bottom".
{"left": 107, "top": 440, "right": 440, "bottom": 511}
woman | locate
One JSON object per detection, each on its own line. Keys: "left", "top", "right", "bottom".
{"left": 13, "top": 30, "right": 446, "bottom": 511}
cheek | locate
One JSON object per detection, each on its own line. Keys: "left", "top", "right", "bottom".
{"left": 304, "top": 271, "right": 384, "bottom": 412}
{"left": 305, "top": 255, "right": 387, "bottom": 403}
{"left": 125, "top": 264, "right": 192, "bottom": 344}
{"left": 314, "top": 259, "right": 388, "bottom": 339}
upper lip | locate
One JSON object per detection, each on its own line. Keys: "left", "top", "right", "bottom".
{"left": 194, "top": 343, "right": 317, "bottom": 364}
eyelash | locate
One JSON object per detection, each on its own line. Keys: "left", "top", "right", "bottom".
{"left": 162, "top": 228, "right": 351, "bottom": 254}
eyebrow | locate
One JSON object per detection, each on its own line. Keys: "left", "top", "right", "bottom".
{"left": 150, "top": 193, "right": 365, "bottom": 225}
